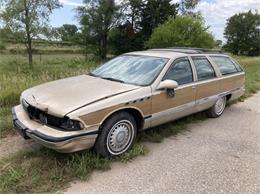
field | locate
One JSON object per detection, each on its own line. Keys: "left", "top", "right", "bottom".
{"left": 0, "top": 50, "right": 260, "bottom": 193}
{"left": 0, "top": 41, "right": 83, "bottom": 54}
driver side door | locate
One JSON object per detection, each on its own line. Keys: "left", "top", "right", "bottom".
{"left": 151, "top": 57, "right": 197, "bottom": 127}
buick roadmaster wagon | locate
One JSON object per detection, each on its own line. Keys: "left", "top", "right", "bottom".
{"left": 12, "top": 48, "right": 245, "bottom": 157}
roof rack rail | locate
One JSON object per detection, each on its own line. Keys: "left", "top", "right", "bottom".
{"left": 150, "top": 47, "right": 223, "bottom": 54}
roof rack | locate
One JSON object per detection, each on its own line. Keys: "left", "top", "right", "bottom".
{"left": 150, "top": 47, "right": 223, "bottom": 54}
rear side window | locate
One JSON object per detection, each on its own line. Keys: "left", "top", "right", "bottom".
{"left": 230, "top": 58, "right": 243, "bottom": 72}
{"left": 192, "top": 57, "right": 216, "bottom": 81}
{"left": 210, "top": 56, "right": 241, "bottom": 75}
{"left": 163, "top": 58, "right": 193, "bottom": 85}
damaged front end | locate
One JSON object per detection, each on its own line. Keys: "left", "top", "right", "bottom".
{"left": 12, "top": 99, "right": 98, "bottom": 153}
{"left": 21, "top": 99, "right": 84, "bottom": 131}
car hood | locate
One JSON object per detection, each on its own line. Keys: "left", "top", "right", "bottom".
{"left": 21, "top": 75, "right": 140, "bottom": 117}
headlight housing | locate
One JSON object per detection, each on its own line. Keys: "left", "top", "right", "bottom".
{"left": 60, "top": 118, "right": 84, "bottom": 131}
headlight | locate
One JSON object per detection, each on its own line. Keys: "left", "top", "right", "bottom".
{"left": 60, "top": 118, "right": 84, "bottom": 131}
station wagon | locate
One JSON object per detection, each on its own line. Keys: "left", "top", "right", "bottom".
{"left": 12, "top": 48, "right": 245, "bottom": 157}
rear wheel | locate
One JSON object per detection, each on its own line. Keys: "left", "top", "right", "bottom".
{"left": 94, "top": 111, "right": 137, "bottom": 158}
{"left": 206, "top": 96, "right": 226, "bottom": 118}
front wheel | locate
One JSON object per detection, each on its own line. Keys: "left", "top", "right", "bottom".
{"left": 206, "top": 96, "right": 227, "bottom": 118}
{"left": 94, "top": 111, "right": 137, "bottom": 158}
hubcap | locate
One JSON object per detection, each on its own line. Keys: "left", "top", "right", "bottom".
{"left": 107, "top": 120, "right": 134, "bottom": 155}
{"left": 215, "top": 97, "right": 226, "bottom": 115}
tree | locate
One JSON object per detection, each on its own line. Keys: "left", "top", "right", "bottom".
{"left": 108, "top": 21, "right": 143, "bottom": 54}
{"left": 42, "top": 27, "right": 61, "bottom": 41}
{"left": 140, "top": 0, "right": 178, "bottom": 41}
{"left": 0, "top": 0, "right": 62, "bottom": 67}
{"left": 121, "top": 0, "right": 144, "bottom": 31}
{"left": 77, "top": 0, "right": 120, "bottom": 59}
{"left": 179, "top": 0, "right": 200, "bottom": 15}
{"left": 224, "top": 10, "right": 260, "bottom": 56}
{"left": 145, "top": 16, "right": 215, "bottom": 49}
{"left": 58, "top": 24, "right": 79, "bottom": 42}
{"left": 215, "top": 40, "right": 223, "bottom": 48}
{"left": 0, "top": 27, "right": 24, "bottom": 42}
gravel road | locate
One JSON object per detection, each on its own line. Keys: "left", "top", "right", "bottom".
{"left": 65, "top": 92, "right": 260, "bottom": 193}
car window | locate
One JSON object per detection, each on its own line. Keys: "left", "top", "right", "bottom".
{"left": 231, "top": 59, "right": 243, "bottom": 72}
{"left": 163, "top": 58, "right": 193, "bottom": 85}
{"left": 192, "top": 57, "right": 216, "bottom": 81}
{"left": 210, "top": 56, "right": 240, "bottom": 75}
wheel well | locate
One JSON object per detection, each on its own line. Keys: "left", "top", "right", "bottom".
{"left": 101, "top": 108, "right": 144, "bottom": 131}
{"left": 226, "top": 94, "right": 232, "bottom": 101}
{"left": 123, "top": 108, "right": 144, "bottom": 130}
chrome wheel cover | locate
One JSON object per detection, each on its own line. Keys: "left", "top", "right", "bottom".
{"left": 106, "top": 120, "right": 134, "bottom": 155}
{"left": 215, "top": 97, "right": 226, "bottom": 115}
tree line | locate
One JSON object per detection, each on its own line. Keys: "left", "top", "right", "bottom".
{"left": 0, "top": 0, "right": 259, "bottom": 67}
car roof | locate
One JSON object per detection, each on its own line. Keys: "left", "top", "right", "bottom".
{"left": 126, "top": 47, "right": 226, "bottom": 59}
{"left": 126, "top": 50, "right": 187, "bottom": 59}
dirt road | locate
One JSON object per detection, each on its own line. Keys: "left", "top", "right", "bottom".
{"left": 0, "top": 133, "right": 40, "bottom": 158}
{"left": 65, "top": 92, "right": 260, "bottom": 193}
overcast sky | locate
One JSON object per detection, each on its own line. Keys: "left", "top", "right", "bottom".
{"left": 52, "top": 0, "right": 260, "bottom": 41}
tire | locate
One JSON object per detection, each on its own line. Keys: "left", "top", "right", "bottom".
{"left": 206, "top": 96, "right": 227, "bottom": 118}
{"left": 94, "top": 111, "right": 137, "bottom": 158}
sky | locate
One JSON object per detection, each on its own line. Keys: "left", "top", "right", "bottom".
{"left": 51, "top": 0, "right": 260, "bottom": 41}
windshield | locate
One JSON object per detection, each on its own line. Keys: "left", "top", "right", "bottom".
{"left": 91, "top": 55, "right": 168, "bottom": 86}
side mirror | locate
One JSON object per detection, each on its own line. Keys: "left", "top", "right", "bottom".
{"left": 157, "top": 80, "right": 179, "bottom": 90}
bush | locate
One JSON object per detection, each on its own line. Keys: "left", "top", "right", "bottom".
{"left": 0, "top": 41, "right": 6, "bottom": 50}
{"left": 145, "top": 15, "right": 215, "bottom": 49}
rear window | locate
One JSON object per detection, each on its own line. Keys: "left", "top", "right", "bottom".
{"left": 231, "top": 59, "right": 244, "bottom": 72}
{"left": 210, "top": 56, "right": 242, "bottom": 75}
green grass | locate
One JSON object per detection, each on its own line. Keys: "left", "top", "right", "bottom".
{"left": 0, "top": 144, "right": 147, "bottom": 193}
{"left": 234, "top": 55, "right": 260, "bottom": 100}
{"left": 0, "top": 149, "right": 111, "bottom": 193}
{"left": 0, "top": 53, "right": 259, "bottom": 193}
{"left": 1, "top": 42, "right": 83, "bottom": 54}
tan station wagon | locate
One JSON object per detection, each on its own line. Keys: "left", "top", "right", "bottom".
{"left": 12, "top": 48, "right": 245, "bottom": 157}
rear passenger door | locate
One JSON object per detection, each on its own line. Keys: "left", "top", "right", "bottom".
{"left": 191, "top": 56, "right": 221, "bottom": 111}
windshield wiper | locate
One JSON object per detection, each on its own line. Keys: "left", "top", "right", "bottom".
{"left": 100, "top": 76, "right": 125, "bottom": 83}
{"left": 88, "top": 72, "right": 98, "bottom": 77}
{"left": 88, "top": 73, "right": 125, "bottom": 83}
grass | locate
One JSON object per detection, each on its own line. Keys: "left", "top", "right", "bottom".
{"left": 0, "top": 52, "right": 259, "bottom": 193}
{"left": 233, "top": 55, "right": 260, "bottom": 100}
{"left": 0, "top": 143, "right": 147, "bottom": 193}
{"left": 0, "top": 149, "right": 111, "bottom": 193}
{"left": 1, "top": 42, "right": 83, "bottom": 55}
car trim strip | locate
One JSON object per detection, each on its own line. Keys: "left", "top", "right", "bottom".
{"left": 144, "top": 115, "right": 152, "bottom": 120}
{"left": 149, "top": 86, "right": 244, "bottom": 126}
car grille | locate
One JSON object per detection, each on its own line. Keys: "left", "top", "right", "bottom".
{"left": 22, "top": 100, "right": 65, "bottom": 128}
